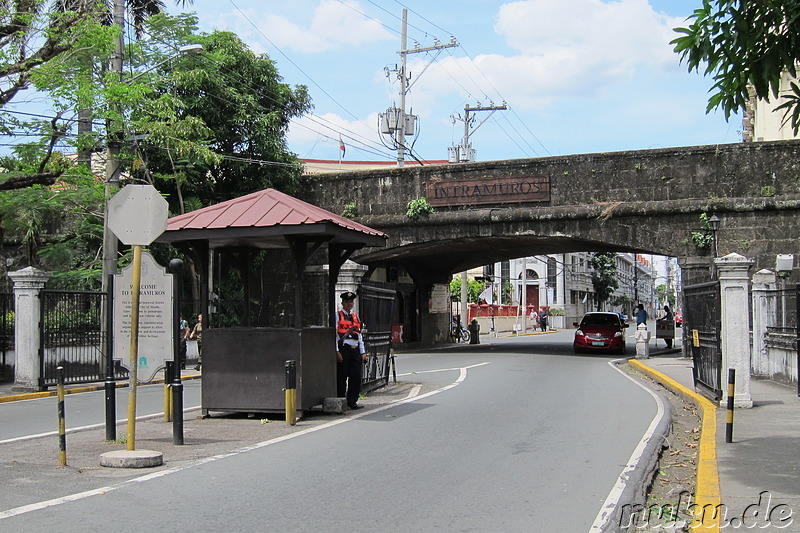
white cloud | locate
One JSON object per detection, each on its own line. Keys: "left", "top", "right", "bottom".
{"left": 411, "top": 0, "right": 687, "bottom": 111}
{"left": 495, "top": 0, "right": 682, "bottom": 68}
{"left": 241, "top": 1, "right": 392, "bottom": 54}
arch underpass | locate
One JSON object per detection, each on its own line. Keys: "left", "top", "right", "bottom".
{"left": 307, "top": 139, "right": 800, "bottom": 281}
{"left": 302, "top": 139, "right": 800, "bottom": 343}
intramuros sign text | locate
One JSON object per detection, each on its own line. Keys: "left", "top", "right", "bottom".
{"left": 425, "top": 174, "right": 550, "bottom": 206}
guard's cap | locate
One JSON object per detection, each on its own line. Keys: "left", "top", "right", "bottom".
{"left": 340, "top": 291, "right": 357, "bottom": 301}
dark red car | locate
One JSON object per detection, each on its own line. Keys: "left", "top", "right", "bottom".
{"left": 573, "top": 312, "right": 629, "bottom": 355}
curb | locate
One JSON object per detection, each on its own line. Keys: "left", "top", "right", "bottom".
{"left": 629, "top": 359, "right": 721, "bottom": 533}
{"left": 603, "top": 358, "right": 674, "bottom": 533}
{"left": 0, "top": 373, "right": 202, "bottom": 404}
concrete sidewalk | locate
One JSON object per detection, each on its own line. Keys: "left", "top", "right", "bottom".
{"left": 634, "top": 354, "right": 800, "bottom": 532}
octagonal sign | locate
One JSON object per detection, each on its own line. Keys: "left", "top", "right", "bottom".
{"left": 107, "top": 185, "right": 168, "bottom": 245}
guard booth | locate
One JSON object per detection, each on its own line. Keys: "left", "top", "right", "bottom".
{"left": 156, "top": 189, "right": 387, "bottom": 414}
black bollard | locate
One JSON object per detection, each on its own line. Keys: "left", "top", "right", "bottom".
{"left": 725, "top": 368, "right": 735, "bottom": 443}
{"left": 105, "top": 274, "right": 116, "bottom": 442}
{"left": 169, "top": 259, "right": 185, "bottom": 445}
{"left": 172, "top": 370, "right": 184, "bottom": 445}
{"left": 469, "top": 319, "right": 481, "bottom": 344}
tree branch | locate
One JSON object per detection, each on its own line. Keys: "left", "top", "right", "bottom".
{"left": 0, "top": 171, "right": 63, "bottom": 191}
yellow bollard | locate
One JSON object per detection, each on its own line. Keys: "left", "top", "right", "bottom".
{"left": 285, "top": 360, "right": 296, "bottom": 426}
{"left": 163, "top": 363, "right": 172, "bottom": 422}
{"left": 57, "top": 366, "right": 66, "bottom": 467}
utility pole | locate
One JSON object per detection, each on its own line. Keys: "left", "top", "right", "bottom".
{"left": 449, "top": 102, "right": 507, "bottom": 163}
{"left": 102, "top": 0, "right": 124, "bottom": 296}
{"left": 380, "top": 9, "right": 457, "bottom": 167}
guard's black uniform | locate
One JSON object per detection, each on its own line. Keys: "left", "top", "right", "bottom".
{"left": 338, "top": 341, "right": 362, "bottom": 407}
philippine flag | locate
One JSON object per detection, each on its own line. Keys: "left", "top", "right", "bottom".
{"left": 339, "top": 136, "right": 346, "bottom": 158}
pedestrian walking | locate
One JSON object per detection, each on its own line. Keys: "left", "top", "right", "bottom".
{"left": 661, "top": 305, "right": 674, "bottom": 348}
{"left": 190, "top": 313, "right": 203, "bottom": 371}
{"left": 635, "top": 304, "right": 647, "bottom": 326}
{"left": 178, "top": 315, "right": 190, "bottom": 370}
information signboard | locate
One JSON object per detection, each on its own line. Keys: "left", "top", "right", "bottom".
{"left": 114, "top": 251, "right": 173, "bottom": 382}
{"left": 429, "top": 283, "right": 450, "bottom": 314}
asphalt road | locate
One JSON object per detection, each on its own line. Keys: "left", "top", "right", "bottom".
{"left": 0, "top": 331, "right": 662, "bottom": 532}
{"left": 0, "top": 380, "right": 202, "bottom": 443}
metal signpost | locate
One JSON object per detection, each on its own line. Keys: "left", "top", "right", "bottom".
{"left": 107, "top": 185, "right": 168, "bottom": 451}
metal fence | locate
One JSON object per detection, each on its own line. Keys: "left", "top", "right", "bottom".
{"left": 39, "top": 289, "right": 126, "bottom": 388}
{"left": 683, "top": 280, "right": 722, "bottom": 400}
{"left": 766, "top": 284, "right": 798, "bottom": 334}
{"left": 0, "top": 291, "right": 13, "bottom": 383}
{"left": 359, "top": 281, "right": 396, "bottom": 392}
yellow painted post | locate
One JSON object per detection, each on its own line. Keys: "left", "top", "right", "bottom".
{"left": 285, "top": 360, "right": 296, "bottom": 426}
{"left": 163, "top": 362, "right": 172, "bottom": 422}
{"left": 57, "top": 366, "right": 66, "bottom": 467}
{"left": 726, "top": 369, "right": 735, "bottom": 443}
{"left": 126, "top": 244, "right": 143, "bottom": 450}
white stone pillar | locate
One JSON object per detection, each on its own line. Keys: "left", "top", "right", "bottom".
{"left": 635, "top": 323, "right": 651, "bottom": 359}
{"left": 751, "top": 269, "right": 777, "bottom": 377}
{"left": 715, "top": 253, "right": 754, "bottom": 408}
{"left": 335, "top": 260, "right": 368, "bottom": 314}
{"left": 8, "top": 267, "right": 52, "bottom": 392}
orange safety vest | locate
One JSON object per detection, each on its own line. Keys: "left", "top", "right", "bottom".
{"left": 337, "top": 310, "right": 362, "bottom": 338}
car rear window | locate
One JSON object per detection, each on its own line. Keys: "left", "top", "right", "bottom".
{"left": 581, "top": 314, "right": 620, "bottom": 327}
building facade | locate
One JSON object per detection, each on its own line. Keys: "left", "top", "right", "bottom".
{"left": 471, "top": 252, "right": 665, "bottom": 327}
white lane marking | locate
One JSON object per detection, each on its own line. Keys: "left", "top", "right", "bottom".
{"left": 0, "top": 407, "right": 201, "bottom": 445}
{"left": 0, "top": 362, "right": 490, "bottom": 521}
{"left": 404, "top": 384, "right": 422, "bottom": 400}
{"left": 588, "top": 359, "right": 667, "bottom": 532}
{"left": 397, "top": 361, "right": 490, "bottom": 377}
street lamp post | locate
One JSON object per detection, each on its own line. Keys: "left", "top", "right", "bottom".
{"left": 708, "top": 214, "right": 721, "bottom": 258}
{"left": 708, "top": 214, "right": 721, "bottom": 279}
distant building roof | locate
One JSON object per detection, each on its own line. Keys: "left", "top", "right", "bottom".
{"left": 301, "top": 158, "right": 449, "bottom": 174}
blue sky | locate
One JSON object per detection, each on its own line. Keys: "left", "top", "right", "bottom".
{"left": 179, "top": 0, "right": 740, "bottom": 163}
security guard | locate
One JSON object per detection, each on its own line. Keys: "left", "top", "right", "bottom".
{"left": 336, "top": 291, "right": 367, "bottom": 410}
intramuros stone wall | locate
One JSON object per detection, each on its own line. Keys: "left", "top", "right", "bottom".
{"left": 302, "top": 140, "right": 800, "bottom": 275}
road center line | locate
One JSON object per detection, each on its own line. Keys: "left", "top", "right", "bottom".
{"left": 0, "top": 406, "right": 202, "bottom": 445}
{"left": 0, "top": 362, "right": 489, "bottom": 521}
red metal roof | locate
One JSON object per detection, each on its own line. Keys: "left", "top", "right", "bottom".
{"left": 162, "top": 188, "right": 386, "bottom": 245}
{"left": 158, "top": 189, "right": 387, "bottom": 245}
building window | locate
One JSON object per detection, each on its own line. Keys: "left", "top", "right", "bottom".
{"left": 547, "top": 257, "right": 557, "bottom": 288}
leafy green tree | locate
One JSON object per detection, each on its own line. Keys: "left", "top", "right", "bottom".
{"left": 0, "top": 1, "right": 119, "bottom": 189}
{"left": 0, "top": 1, "right": 109, "bottom": 108}
{"left": 131, "top": 21, "right": 312, "bottom": 213}
{"left": 449, "top": 277, "right": 485, "bottom": 304}
{"left": 672, "top": 0, "right": 800, "bottom": 133}
{"left": 590, "top": 252, "right": 619, "bottom": 311}
{"left": 656, "top": 284, "right": 677, "bottom": 309}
